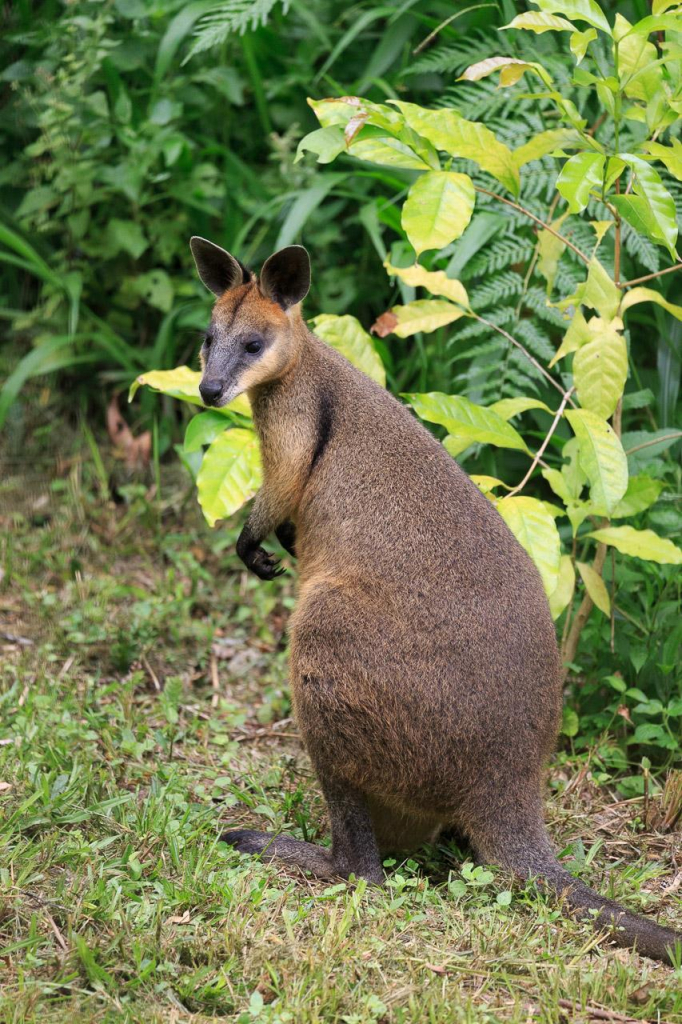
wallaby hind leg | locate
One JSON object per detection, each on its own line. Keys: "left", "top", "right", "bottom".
{"left": 223, "top": 776, "right": 383, "bottom": 884}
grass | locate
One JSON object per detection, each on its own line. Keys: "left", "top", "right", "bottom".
{"left": 1, "top": 418, "right": 681, "bottom": 1024}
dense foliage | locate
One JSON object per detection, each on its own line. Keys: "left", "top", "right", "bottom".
{"left": 2, "top": 0, "right": 681, "bottom": 782}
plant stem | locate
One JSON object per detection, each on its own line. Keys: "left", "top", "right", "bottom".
{"left": 562, "top": 534, "right": 608, "bottom": 672}
{"left": 473, "top": 186, "right": 591, "bottom": 265}
{"left": 624, "top": 431, "right": 682, "bottom": 456}
{"left": 473, "top": 313, "right": 577, "bottom": 404}
{"left": 506, "top": 387, "right": 575, "bottom": 499}
{"left": 620, "top": 263, "right": 682, "bottom": 288}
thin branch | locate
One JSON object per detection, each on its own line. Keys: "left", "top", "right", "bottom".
{"left": 506, "top": 387, "right": 575, "bottom": 499}
{"left": 412, "top": 3, "right": 496, "bottom": 53}
{"left": 473, "top": 313, "right": 577, "bottom": 405}
{"left": 473, "top": 186, "right": 591, "bottom": 265}
{"left": 624, "top": 431, "right": 682, "bottom": 456}
{"left": 620, "top": 263, "right": 682, "bottom": 288}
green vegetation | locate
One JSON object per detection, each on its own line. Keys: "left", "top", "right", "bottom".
{"left": 1, "top": 0, "right": 681, "bottom": 1019}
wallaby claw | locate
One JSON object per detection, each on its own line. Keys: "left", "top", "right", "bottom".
{"left": 246, "top": 546, "right": 285, "bottom": 581}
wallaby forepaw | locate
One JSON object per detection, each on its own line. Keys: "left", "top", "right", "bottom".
{"left": 244, "top": 547, "right": 285, "bottom": 581}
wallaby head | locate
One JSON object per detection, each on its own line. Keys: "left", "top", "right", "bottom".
{"left": 190, "top": 237, "right": 311, "bottom": 407}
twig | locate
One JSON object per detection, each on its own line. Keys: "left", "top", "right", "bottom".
{"left": 210, "top": 654, "right": 220, "bottom": 709}
{"left": 506, "top": 387, "right": 575, "bottom": 498}
{"left": 625, "top": 431, "right": 682, "bottom": 456}
{"left": 556, "top": 999, "right": 648, "bottom": 1023}
{"left": 621, "top": 263, "right": 682, "bottom": 288}
{"left": 412, "top": 3, "right": 496, "bottom": 54}
{"left": 141, "top": 654, "right": 161, "bottom": 692}
{"left": 473, "top": 314, "right": 576, "bottom": 403}
{"left": 474, "top": 186, "right": 591, "bottom": 265}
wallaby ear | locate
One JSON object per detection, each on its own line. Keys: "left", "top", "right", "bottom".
{"left": 259, "top": 245, "right": 311, "bottom": 311}
{"left": 190, "top": 236, "right": 248, "bottom": 296}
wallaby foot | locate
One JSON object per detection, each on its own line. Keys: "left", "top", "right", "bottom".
{"left": 223, "top": 780, "right": 384, "bottom": 884}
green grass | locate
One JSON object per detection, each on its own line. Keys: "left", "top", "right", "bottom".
{"left": 1, "top": 429, "right": 681, "bottom": 1023}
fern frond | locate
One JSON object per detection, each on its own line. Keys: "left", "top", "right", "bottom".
{"left": 465, "top": 238, "right": 534, "bottom": 278}
{"left": 189, "top": 0, "right": 287, "bottom": 57}
{"left": 515, "top": 319, "right": 555, "bottom": 362}
{"left": 470, "top": 271, "right": 523, "bottom": 307}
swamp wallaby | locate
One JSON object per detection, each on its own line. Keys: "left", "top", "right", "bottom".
{"left": 190, "top": 236, "right": 680, "bottom": 965}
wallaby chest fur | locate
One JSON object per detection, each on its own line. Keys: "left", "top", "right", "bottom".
{"left": 190, "top": 237, "right": 681, "bottom": 965}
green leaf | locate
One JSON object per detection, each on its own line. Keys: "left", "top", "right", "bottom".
{"left": 581, "top": 259, "right": 621, "bottom": 320}
{"left": 183, "top": 410, "right": 231, "bottom": 453}
{"left": 381, "top": 300, "right": 467, "bottom": 337}
{"left": 644, "top": 139, "right": 682, "bottom": 180}
{"left": 134, "top": 269, "right": 173, "bottom": 313}
{"left": 572, "top": 322, "right": 628, "bottom": 419}
{"left": 588, "top": 525, "right": 682, "bottom": 564}
{"left": 459, "top": 56, "right": 553, "bottom": 88}
{"left": 295, "top": 126, "right": 345, "bottom": 164}
{"left": 624, "top": 13, "right": 682, "bottom": 36}
{"left": 534, "top": 0, "right": 611, "bottom": 33}
{"left": 570, "top": 27, "right": 597, "bottom": 62}
{"left": 393, "top": 102, "right": 519, "bottom": 196}
{"left": 129, "top": 366, "right": 251, "bottom": 418}
{"left": 556, "top": 152, "right": 605, "bottom": 213}
{"left": 196, "top": 428, "right": 262, "bottom": 527}
{"left": 561, "top": 706, "right": 580, "bottom": 738}
{"left": 565, "top": 408, "right": 628, "bottom": 514}
{"left": 488, "top": 397, "right": 552, "bottom": 419}
{"left": 620, "top": 286, "right": 682, "bottom": 321}
{"left": 350, "top": 135, "right": 432, "bottom": 171}
{"left": 549, "top": 554, "right": 576, "bottom": 620}
{"left": 549, "top": 308, "right": 592, "bottom": 367}
{"left": 470, "top": 475, "right": 510, "bottom": 496}
{"left": 401, "top": 171, "right": 475, "bottom": 256}
{"left": 310, "top": 314, "right": 386, "bottom": 386}
{"left": 496, "top": 496, "right": 562, "bottom": 596}
{"left": 108, "top": 219, "right": 148, "bottom": 259}
{"left": 612, "top": 194, "right": 674, "bottom": 252}
{"left": 384, "top": 262, "right": 470, "bottom": 307}
{"left": 513, "top": 128, "right": 583, "bottom": 168}
{"left": 610, "top": 474, "right": 664, "bottom": 518}
{"left": 621, "top": 153, "right": 678, "bottom": 258}
{"left": 537, "top": 213, "right": 569, "bottom": 294}
{"left": 576, "top": 561, "right": 611, "bottom": 615}
{"left": 502, "top": 12, "right": 575, "bottom": 32}
{"left": 405, "top": 393, "right": 529, "bottom": 452}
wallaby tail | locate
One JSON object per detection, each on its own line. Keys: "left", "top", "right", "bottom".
{"left": 474, "top": 815, "right": 681, "bottom": 965}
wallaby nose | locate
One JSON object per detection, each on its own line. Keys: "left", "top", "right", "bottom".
{"left": 199, "top": 379, "right": 223, "bottom": 405}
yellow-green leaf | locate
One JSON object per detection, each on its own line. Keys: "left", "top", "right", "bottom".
{"left": 573, "top": 324, "right": 628, "bottom": 419}
{"left": 496, "top": 496, "right": 562, "bottom": 596}
{"left": 549, "top": 555, "right": 576, "bottom": 619}
{"left": 645, "top": 139, "right": 682, "bottom": 181}
{"left": 384, "top": 262, "right": 470, "bottom": 307}
{"left": 393, "top": 101, "right": 519, "bottom": 196}
{"left": 405, "top": 392, "right": 529, "bottom": 452}
{"left": 196, "top": 428, "right": 262, "bottom": 527}
{"left": 488, "top": 397, "right": 552, "bottom": 418}
{"left": 513, "top": 128, "right": 584, "bottom": 168}
{"left": 610, "top": 474, "right": 664, "bottom": 518}
{"left": 534, "top": 0, "right": 610, "bottom": 33}
{"left": 588, "top": 525, "right": 682, "bottom": 564}
{"left": 622, "top": 153, "right": 678, "bottom": 258}
{"left": 385, "top": 300, "right": 467, "bottom": 337}
{"left": 310, "top": 314, "right": 385, "bottom": 385}
{"left": 620, "top": 286, "right": 682, "bottom": 321}
{"left": 458, "top": 56, "right": 553, "bottom": 88}
{"left": 537, "top": 213, "right": 569, "bottom": 294}
{"left": 549, "top": 308, "right": 592, "bottom": 367}
{"left": 570, "top": 27, "right": 597, "bottom": 62}
{"left": 402, "top": 171, "right": 475, "bottom": 255}
{"left": 129, "top": 366, "right": 251, "bottom": 418}
{"left": 580, "top": 258, "right": 621, "bottom": 319}
{"left": 470, "top": 475, "right": 510, "bottom": 495}
{"left": 565, "top": 408, "right": 628, "bottom": 514}
{"left": 502, "top": 12, "right": 575, "bottom": 32}
{"left": 349, "top": 136, "right": 431, "bottom": 171}
{"left": 556, "top": 152, "right": 605, "bottom": 213}
{"left": 576, "top": 561, "right": 611, "bottom": 615}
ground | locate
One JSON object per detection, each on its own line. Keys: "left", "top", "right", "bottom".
{"left": 1, "top": 422, "right": 681, "bottom": 1024}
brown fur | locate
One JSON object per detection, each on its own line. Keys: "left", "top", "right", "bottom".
{"left": 191, "top": 241, "right": 681, "bottom": 965}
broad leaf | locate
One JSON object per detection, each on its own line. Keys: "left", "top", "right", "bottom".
{"left": 496, "top": 496, "right": 562, "bottom": 596}
{"left": 620, "top": 286, "right": 682, "bottom": 321}
{"left": 644, "top": 139, "right": 682, "bottom": 181}
{"left": 488, "top": 397, "right": 552, "bottom": 418}
{"left": 565, "top": 408, "right": 628, "bottom": 513}
{"left": 610, "top": 474, "right": 664, "bottom": 518}
{"left": 570, "top": 27, "right": 597, "bottom": 61}
{"left": 196, "top": 428, "right": 262, "bottom": 527}
{"left": 624, "top": 13, "right": 682, "bottom": 36}
{"left": 184, "top": 410, "right": 232, "bottom": 453}
{"left": 384, "top": 262, "right": 470, "bottom": 307}
{"left": 380, "top": 300, "right": 467, "bottom": 337}
{"left": 513, "top": 128, "right": 583, "bottom": 168}
{"left": 612, "top": 194, "right": 674, "bottom": 251}
{"left": 393, "top": 101, "right": 519, "bottom": 196}
{"left": 556, "top": 152, "right": 605, "bottom": 213}
{"left": 470, "top": 475, "right": 510, "bottom": 495}
{"left": 537, "top": 213, "right": 569, "bottom": 294}
{"left": 581, "top": 258, "right": 621, "bottom": 319}
{"left": 588, "top": 525, "right": 682, "bottom": 564}
{"left": 576, "top": 561, "right": 611, "bottom": 615}
{"left": 622, "top": 153, "right": 678, "bottom": 258}
{"left": 295, "top": 126, "right": 345, "bottom": 164}
{"left": 350, "top": 135, "right": 432, "bottom": 171}
{"left": 534, "top": 0, "right": 610, "bottom": 33}
{"left": 549, "top": 308, "right": 592, "bottom": 367}
{"left": 406, "top": 393, "right": 528, "bottom": 452}
{"left": 129, "top": 366, "right": 251, "bottom": 418}
{"left": 459, "top": 57, "right": 553, "bottom": 88}
{"left": 573, "top": 323, "right": 628, "bottom": 419}
{"left": 502, "top": 12, "right": 575, "bottom": 32}
{"left": 549, "top": 555, "right": 576, "bottom": 619}
{"left": 311, "top": 314, "right": 386, "bottom": 385}
{"left": 402, "top": 171, "right": 475, "bottom": 255}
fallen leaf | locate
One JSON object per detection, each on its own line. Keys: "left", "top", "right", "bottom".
{"left": 106, "top": 394, "right": 151, "bottom": 471}
{"left": 371, "top": 311, "right": 398, "bottom": 337}
{"left": 424, "top": 962, "right": 447, "bottom": 975}
{"left": 165, "top": 909, "right": 191, "bottom": 926}
{"left": 0, "top": 782, "right": 12, "bottom": 793}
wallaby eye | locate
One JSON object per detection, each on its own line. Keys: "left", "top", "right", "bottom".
{"left": 203, "top": 331, "right": 213, "bottom": 348}
{"left": 244, "top": 338, "right": 262, "bottom": 355}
